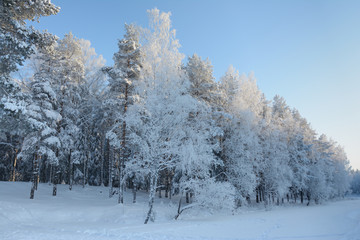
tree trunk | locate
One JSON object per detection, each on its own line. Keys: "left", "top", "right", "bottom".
{"left": 167, "top": 171, "right": 172, "bottom": 199}
{"left": 69, "top": 150, "right": 73, "bottom": 191}
{"left": 307, "top": 192, "right": 311, "bottom": 206}
{"left": 165, "top": 185, "right": 169, "bottom": 198}
{"left": 35, "top": 155, "right": 41, "bottom": 190}
{"left": 100, "top": 137, "right": 105, "bottom": 186}
{"left": 169, "top": 188, "right": 172, "bottom": 199}
{"left": 11, "top": 149, "right": 18, "bottom": 182}
{"left": 118, "top": 82, "right": 129, "bottom": 203}
{"left": 118, "top": 166, "right": 124, "bottom": 204}
{"left": 83, "top": 152, "right": 87, "bottom": 188}
{"left": 144, "top": 172, "right": 157, "bottom": 224}
{"left": 165, "top": 170, "right": 170, "bottom": 198}
{"left": 30, "top": 181, "right": 36, "bottom": 199}
{"left": 52, "top": 165, "right": 57, "bottom": 196}
{"left": 174, "top": 195, "right": 182, "bottom": 220}
{"left": 109, "top": 147, "right": 114, "bottom": 197}
{"left": 86, "top": 151, "right": 89, "bottom": 185}
{"left": 30, "top": 152, "right": 39, "bottom": 199}
{"left": 132, "top": 182, "right": 137, "bottom": 203}
{"left": 259, "top": 188, "right": 262, "bottom": 202}
{"left": 264, "top": 194, "right": 268, "bottom": 205}
{"left": 49, "top": 164, "right": 53, "bottom": 185}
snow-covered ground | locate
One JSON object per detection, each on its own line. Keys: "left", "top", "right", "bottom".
{"left": 1, "top": 182, "right": 359, "bottom": 240}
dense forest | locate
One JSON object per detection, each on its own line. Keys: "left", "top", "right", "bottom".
{"left": 0, "top": 0, "right": 357, "bottom": 223}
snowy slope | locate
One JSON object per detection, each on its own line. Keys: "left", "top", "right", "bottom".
{"left": 1, "top": 181, "right": 359, "bottom": 240}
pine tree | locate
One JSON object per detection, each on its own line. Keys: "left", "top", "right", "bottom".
{"left": 186, "top": 54, "right": 219, "bottom": 105}
{"left": 54, "top": 33, "right": 85, "bottom": 190}
{"left": 102, "top": 23, "right": 141, "bottom": 202}
{"left": 0, "top": 1, "right": 59, "bottom": 183}
{"left": 20, "top": 43, "right": 61, "bottom": 198}
{"left": 0, "top": 0, "right": 59, "bottom": 75}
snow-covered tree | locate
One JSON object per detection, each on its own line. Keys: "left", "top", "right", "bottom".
{"left": 0, "top": 0, "right": 58, "bottom": 117}
{"left": 330, "top": 144, "right": 350, "bottom": 197}
{"left": 102, "top": 23, "right": 141, "bottom": 202}
{"left": 218, "top": 67, "right": 267, "bottom": 206}
{"left": 285, "top": 109, "right": 314, "bottom": 203}
{"left": 262, "top": 126, "right": 292, "bottom": 205}
{"left": 311, "top": 135, "right": 350, "bottom": 201}
{"left": 186, "top": 54, "right": 219, "bottom": 105}
{"left": 0, "top": 3, "right": 352, "bottom": 216}
{"left": 350, "top": 170, "right": 360, "bottom": 194}
{"left": 0, "top": 1, "right": 59, "bottom": 183}
{"left": 223, "top": 112, "right": 258, "bottom": 206}
{"left": 126, "top": 9, "right": 227, "bottom": 223}
{"left": 52, "top": 32, "right": 85, "bottom": 189}
{"left": 219, "top": 66, "right": 241, "bottom": 112}
{"left": 126, "top": 9, "right": 190, "bottom": 223}
{"left": 19, "top": 42, "right": 61, "bottom": 199}
{"left": 0, "top": 0, "right": 59, "bottom": 75}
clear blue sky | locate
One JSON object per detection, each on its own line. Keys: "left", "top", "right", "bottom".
{"left": 30, "top": 0, "right": 360, "bottom": 170}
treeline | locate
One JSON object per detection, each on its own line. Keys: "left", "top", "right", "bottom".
{"left": 0, "top": 1, "right": 352, "bottom": 222}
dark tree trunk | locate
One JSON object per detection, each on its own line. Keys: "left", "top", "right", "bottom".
{"left": 246, "top": 195, "right": 251, "bottom": 204}
{"left": 30, "top": 182, "right": 35, "bottom": 199}
{"left": 83, "top": 151, "right": 87, "bottom": 188}
{"left": 35, "top": 155, "right": 41, "bottom": 190}
{"left": 109, "top": 147, "right": 114, "bottom": 197}
{"left": 175, "top": 196, "right": 182, "bottom": 220}
{"left": 132, "top": 182, "right": 137, "bottom": 203}
{"left": 118, "top": 161, "right": 124, "bottom": 204}
{"left": 49, "top": 164, "right": 53, "bottom": 185}
{"left": 30, "top": 152, "right": 39, "bottom": 199}
{"left": 307, "top": 192, "right": 311, "bottom": 206}
{"left": 69, "top": 150, "right": 73, "bottom": 191}
{"left": 167, "top": 171, "right": 172, "bottom": 199}
{"left": 118, "top": 82, "right": 129, "bottom": 204}
{"left": 52, "top": 165, "right": 57, "bottom": 196}
{"left": 86, "top": 152, "right": 89, "bottom": 186}
{"left": 52, "top": 183, "right": 57, "bottom": 196}
{"left": 100, "top": 137, "right": 105, "bottom": 186}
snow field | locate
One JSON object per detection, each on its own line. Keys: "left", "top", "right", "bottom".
{"left": 1, "top": 181, "right": 360, "bottom": 240}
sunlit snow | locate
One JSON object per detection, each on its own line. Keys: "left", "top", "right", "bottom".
{"left": 1, "top": 182, "right": 359, "bottom": 240}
